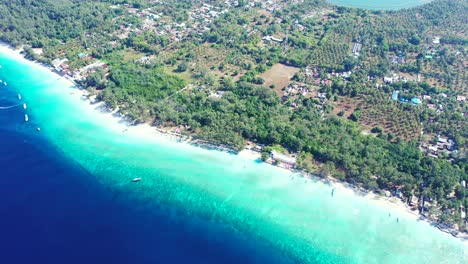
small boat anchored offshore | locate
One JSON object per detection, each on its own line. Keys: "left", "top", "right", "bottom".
{"left": 23, "top": 103, "right": 27, "bottom": 109}
{"left": 132, "top": 178, "right": 142, "bottom": 182}
{"left": 24, "top": 114, "right": 29, "bottom": 122}
{"left": 18, "top": 94, "right": 22, "bottom": 100}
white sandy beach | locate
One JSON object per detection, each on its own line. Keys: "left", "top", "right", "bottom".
{"left": 1, "top": 43, "right": 466, "bottom": 245}
{"left": 238, "top": 148, "right": 262, "bottom": 160}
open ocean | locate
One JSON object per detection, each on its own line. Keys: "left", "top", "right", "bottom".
{"left": 0, "top": 48, "right": 466, "bottom": 264}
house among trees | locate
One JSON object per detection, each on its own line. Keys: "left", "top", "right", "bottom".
{"left": 411, "top": 98, "right": 421, "bottom": 105}
{"left": 352, "top": 42, "right": 362, "bottom": 57}
{"left": 392, "top": 91, "right": 399, "bottom": 101}
{"left": 262, "top": 35, "right": 283, "bottom": 43}
{"left": 422, "top": 136, "right": 457, "bottom": 158}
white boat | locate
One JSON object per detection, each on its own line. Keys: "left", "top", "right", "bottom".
{"left": 23, "top": 103, "right": 27, "bottom": 109}
{"left": 24, "top": 114, "right": 29, "bottom": 122}
{"left": 4, "top": 82, "right": 6, "bottom": 86}
{"left": 37, "top": 127, "right": 41, "bottom": 131}
{"left": 18, "top": 94, "right": 22, "bottom": 100}
{"left": 132, "top": 178, "right": 142, "bottom": 182}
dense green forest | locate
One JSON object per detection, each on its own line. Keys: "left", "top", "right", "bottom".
{"left": 1, "top": 0, "right": 467, "bottom": 230}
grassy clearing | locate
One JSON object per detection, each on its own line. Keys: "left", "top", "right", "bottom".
{"left": 260, "top": 63, "right": 300, "bottom": 91}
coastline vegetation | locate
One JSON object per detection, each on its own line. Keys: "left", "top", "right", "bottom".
{"left": 1, "top": 0, "right": 467, "bottom": 231}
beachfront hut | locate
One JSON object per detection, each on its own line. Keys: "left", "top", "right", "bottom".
{"left": 409, "top": 195, "right": 419, "bottom": 207}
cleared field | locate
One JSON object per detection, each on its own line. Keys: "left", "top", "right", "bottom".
{"left": 116, "top": 48, "right": 146, "bottom": 62}
{"left": 333, "top": 93, "right": 422, "bottom": 141}
{"left": 260, "top": 63, "right": 300, "bottom": 90}
{"left": 332, "top": 96, "right": 362, "bottom": 118}
{"left": 358, "top": 92, "right": 422, "bottom": 141}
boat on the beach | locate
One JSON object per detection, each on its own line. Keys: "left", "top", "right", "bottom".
{"left": 24, "top": 114, "right": 28, "bottom": 122}
{"left": 18, "top": 94, "right": 21, "bottom": 100}
{"left": 132, "top": 178, "right": 142, "bottom": 182}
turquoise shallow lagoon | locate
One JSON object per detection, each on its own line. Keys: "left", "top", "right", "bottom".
{"left": 0, "top": 48, "right": 467, "bottom": 263}
{"left": 328, "top": 0, "right": 433, "bottom": 10}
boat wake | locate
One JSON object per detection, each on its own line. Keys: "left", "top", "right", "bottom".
{"left": 0, "top": 103, "right": 22, "bottom": 109}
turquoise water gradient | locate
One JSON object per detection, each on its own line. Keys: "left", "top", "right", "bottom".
{"left": 1, "top": 50, "right": 467, "bottom": 263}
{"left": 328, "top": 0, "right": 433, "bottom": 10}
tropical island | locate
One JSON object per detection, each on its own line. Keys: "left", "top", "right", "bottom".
{"left": 0, "top": 0, "right": 466, "bottom": 235}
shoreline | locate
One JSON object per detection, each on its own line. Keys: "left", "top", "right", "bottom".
{"left": 0, "top": 43, "right": 232, "bottom": 151}
{"left": 1, "top": 43, "right": 467, "bottom": 245}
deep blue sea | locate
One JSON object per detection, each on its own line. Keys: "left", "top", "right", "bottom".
{"left": 0, "top": 80, "right": 289, "bottom": 264}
